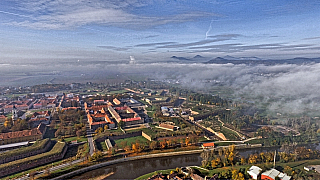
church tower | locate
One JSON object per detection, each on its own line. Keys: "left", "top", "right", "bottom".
{"left": 12, "top": 105, "right": 18, "bottom": 124}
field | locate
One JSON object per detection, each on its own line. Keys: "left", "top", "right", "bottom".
{"left": 114, "top": 136, "right": 149, "bottom": 149}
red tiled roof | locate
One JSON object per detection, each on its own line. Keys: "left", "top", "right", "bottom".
{"left": 16, "top": 104, "right": 28, "bottom": 108}
{"left": 122, "top": 117, "right": 141, "bottom": 122}
{"left": 29, "top": 117, "right": 48, "bottom": 122}
{"left": 115, "top": 106, "right": 127, "bottom": 110}
{"left": 91, "top": 121, "right": 108, "bottom": 125}
{"left": 159, "top": 123, "right": 175, "bottom": 130}
{"left": 202, "top": 142, "right": 215, "bottom": 147}
{"left": 0, "top": 128, "right": 42, "bottom": 140}
{"left": 92, "top": 114, "right": 106, "bottom": 118}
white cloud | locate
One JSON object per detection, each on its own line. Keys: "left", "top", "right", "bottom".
{"left": 5, "top": 0, "right": 213, "bottom": 29}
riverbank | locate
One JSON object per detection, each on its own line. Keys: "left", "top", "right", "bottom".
{"left": 52, "top": 143, "right": 265, "bottom": 179}
{"left": 53, "top": 149, "right": 204, "bottom": 179}
{"left": 136, "top": 158, "right": 320, "bottom": 180}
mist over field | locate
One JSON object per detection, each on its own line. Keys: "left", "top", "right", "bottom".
{"left": 1, "top": 60, "right": 319, "bottom": 116}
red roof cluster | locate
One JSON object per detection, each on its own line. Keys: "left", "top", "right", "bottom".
{"left": 0, "top": 128, "right": 42, "bottom": 140}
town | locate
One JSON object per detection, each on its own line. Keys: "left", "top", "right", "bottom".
{"left": 0, "top": 81, "right": 319, "bottom": 180}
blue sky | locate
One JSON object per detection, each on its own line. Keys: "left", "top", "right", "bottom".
{"left": 1, "top": 0, "right": 320, "bottom": 62}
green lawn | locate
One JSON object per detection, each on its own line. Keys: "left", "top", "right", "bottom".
{"left": 95, "top": 141, "right": 108, "bottom": 152}
{"left": 115, "top": 136, "right": 149, "bottom": 148}
{"left": 63, "top": 136, "right": 87, "bottom": 143}
{"left": 220, "top": 127, "right": 241, "bottom": 141}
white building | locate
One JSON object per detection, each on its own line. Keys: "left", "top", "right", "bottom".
{"left": 247, "top": 166, "right": 262, "bottom": 180}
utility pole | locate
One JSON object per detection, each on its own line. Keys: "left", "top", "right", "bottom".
{"left": 273, "top": 150, "right": 276, "bottom": 168}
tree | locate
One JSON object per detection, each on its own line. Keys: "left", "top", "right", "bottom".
{"left": 232, "top": 169, "right": 239, "bottom": 180}
{"left": 238, "top": 172, "right": 245, "bottom": 180}
{"left": 118, "top": 120, "right": 125, "bottom": 128}
{"left": 76, "top": 130, "right": 82, "bottom": 137}
{"left": 4, "top": 119, "right": 12, "bottom": 129}
{"left": 185, "top": 138, "right": 190, "bottom": 146}
{"left": 95, "top": 127, "right": 103, "bottom": 134}
{"left": 55, "top": 128, "right": 62, "bottom": 138}
{"left": 149, "top": 141, "right": 158, "bottom": 150}
{"left": 104, "top": 124, "right": 109, "bottom": 131}
{"left": 132, "top": 143, "right": 138, "bottom": 153}
{"left": 90, "top": 150, "right": 103, "bottom": 161}
{"left": 211, "top": 159, "right": 219, "bottom": 168}
{"left": 284, "top": 166, "right": 293, "bottom": 176}
{"left": 160, "top": 140, "right": 167, "bottom": 149}
{"left": 240, "top": 157, "right": 246, "bottom": 165}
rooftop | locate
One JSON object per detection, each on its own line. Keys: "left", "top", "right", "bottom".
{"left": 202, "top": 142, "right": 215, "bottom": 147}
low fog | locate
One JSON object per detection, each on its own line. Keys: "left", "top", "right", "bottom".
{"left": 1, "top": 61, "right": 319, "bottom": 115}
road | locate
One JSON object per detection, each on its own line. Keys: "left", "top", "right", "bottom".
{"left": 213, "top": 136, "right": 261, "bottom": 144}
{"left": 86, "top": 123, "right": 95, "bottom": 156}
{"left": 17, "top": 158, "right": 85, "bottom": 180}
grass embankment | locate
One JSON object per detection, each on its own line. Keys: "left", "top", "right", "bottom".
{"left": 135, "top": 169, "right": 175, "bottom": 180}
{"left": 0, "top": 142, "right": 66, "bottom": 178}
{"left": 4, "top": 142, "right": 88, "bottom": 179}
{"left": 63, "top": 136, "right": 87, "bottom": 143}
{"left": 220, "top": 127, "right": 241, "bottom": 141}
{"left": 0, "top": 139, "right": 50, "bottom": 161}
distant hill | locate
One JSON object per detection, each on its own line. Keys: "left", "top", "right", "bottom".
{"left": 205, "top": 57, "right": 320, "bottom": 65}
{"left": 193, "top": 55, "right": 204, "bottom": 59}
{"left": 171, "top": 56, "right": 191, "bottom": 61}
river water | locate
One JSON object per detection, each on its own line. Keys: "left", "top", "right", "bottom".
{"left": 72, "top": 143, "right": 320, "bottom": 179}
{"left": 72, "top": 154, "right": 202, "bottom": 179}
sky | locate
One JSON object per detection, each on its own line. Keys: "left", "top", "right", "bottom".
{"left": 1, "top": 0, "right": 320, "bottom": 62}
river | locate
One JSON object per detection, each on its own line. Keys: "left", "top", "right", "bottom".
{"left": 72, "top": 143, "right": 320, "bottom": 179}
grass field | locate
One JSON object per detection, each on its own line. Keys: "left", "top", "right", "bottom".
{"left": 95, "top": 141, "right": 108, "bottom": 152}
{"left": 220, "top": 127, "right": 241, "bottom": 141}
{"left": 63, "top": 136, "right": 87, "bottom": 143}
{"left": 114, "top": 136, "right": 149, "bottom": 148}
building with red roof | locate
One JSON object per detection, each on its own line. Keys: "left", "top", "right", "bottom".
{"left": 201, "top": 142, "right": 215, "bottom": 149}
{"left": 0, "top": 123, "right": 46, "bottom": 145}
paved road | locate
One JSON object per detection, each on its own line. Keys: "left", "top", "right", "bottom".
{"left": 86, "top": 124, "right": 95, "bottom": 156}
{"left": 17, "top": 158, "right": 85, "bottom": 180}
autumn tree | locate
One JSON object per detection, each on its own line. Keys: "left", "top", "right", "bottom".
{"left": 150, "top": 141, "right": 158, "bottom": 150}
{"left": 95, "top": 127, "right": 103, "bottom": 134}
{"left": 160, "top": 140, "right": 167, "bottom": 149}
{"left": 104, "top": 124, "right": 109, "bottom": 131}
{"left": 185, "top": 137, "right": 190, "bottom": 146}
{"left": 132, "top": 143, "right": 138, "bottom": 153}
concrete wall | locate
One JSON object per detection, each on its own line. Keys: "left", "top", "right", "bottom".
{"left": 142, "top": 131, "right": 152, "bottom": 141}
